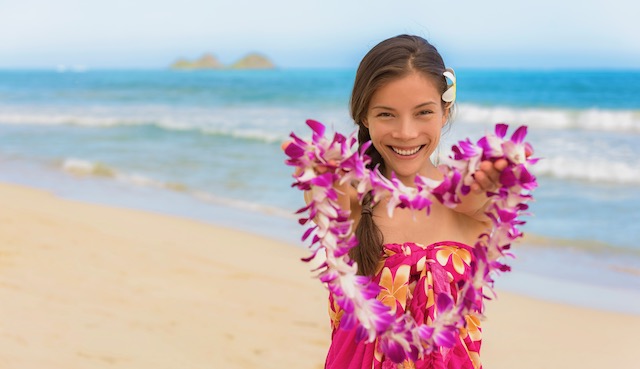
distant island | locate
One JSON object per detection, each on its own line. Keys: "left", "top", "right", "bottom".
{"left": 170, "top": 53, "right": 276, "bottom": 70}
{"left": 170, "top": 53, "right": 223, "bottom": 70}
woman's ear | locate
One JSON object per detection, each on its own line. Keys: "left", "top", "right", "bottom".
{"left": 362, "top": 118, "right": 369, "bottom": 129}
{"left": 442, "top": 103, "right": 451, "bottom": 127}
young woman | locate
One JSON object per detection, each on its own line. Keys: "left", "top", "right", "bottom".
{"left": 295, "top": 34, "right": 507, "bottom": 369}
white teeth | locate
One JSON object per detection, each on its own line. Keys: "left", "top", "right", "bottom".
{"left": 391, "top": 146, "right": 421, "bottom": 156}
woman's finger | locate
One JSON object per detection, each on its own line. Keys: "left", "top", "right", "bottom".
{"left": 472, "top": 170, "right": 492, "bottom": 192}
{"left": 281, "top": 141, "right": 291, "bottom": 151}
{"left": 470, "top": 159, "right": 511, "bottom": 194}
{"left": 494, "top": 158, "right": 508, "bottom": 172}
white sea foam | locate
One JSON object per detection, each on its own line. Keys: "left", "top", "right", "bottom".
{"left": 199, "top": 127, "right": 284, "bottom": 143}
{"left": 59, "top": 157, "right": 295, "bottom": 219}
{"left": 456, "top": 104, "right": 640, "bottom": 133}
{"left": 3, "top": 104, "right": 638, "bottom": 137}
{"left": 62, "top": 158, "right": 116, "bottom": 177}
{"left": 532, "top": 156, "right": 640, "bottom": 185}
{"left": 61, "top": 158, "right": 187, "bottom": 190}
{"left": 435, "top": 142, "right": 638, "bottom": 185}
{"left": 0, "top": 105, "right": 348, "bottom": 143}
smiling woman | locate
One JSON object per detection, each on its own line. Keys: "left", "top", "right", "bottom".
{"left": 285, "top": 34, "right": 517, "bottom": 369}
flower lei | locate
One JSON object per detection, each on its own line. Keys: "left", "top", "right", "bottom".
{"left": 284, "top": 119, "right": 538, "bottom": 363}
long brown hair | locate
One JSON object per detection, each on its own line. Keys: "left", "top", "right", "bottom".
{"left": 349, "top": 34, "right": 451, "bottom": 276}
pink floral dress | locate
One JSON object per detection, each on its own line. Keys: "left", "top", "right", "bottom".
{"left": 325, "top": 241, "right": 482, "bottom": 369}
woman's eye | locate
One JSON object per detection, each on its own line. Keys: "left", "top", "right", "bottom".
{"left": 418, "top": 110, "right": 433, "bottom": 116}
{"left": 377, "top": 112, "right": 393, "bottom": 118}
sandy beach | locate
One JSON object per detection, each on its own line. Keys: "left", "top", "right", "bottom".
{"left": 1, "top": 181, "right": 639, "bottom": 369}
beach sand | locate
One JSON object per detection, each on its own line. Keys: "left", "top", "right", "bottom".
{"left": 1, "top": 182, "right": 638, "bottom": 369}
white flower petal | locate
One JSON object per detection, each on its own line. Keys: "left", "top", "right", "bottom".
{"left": 443, "top": 68, "right": 456, "bottom": 84}
{"left": 442, "top": 87, "right": 456, "bottom": 103}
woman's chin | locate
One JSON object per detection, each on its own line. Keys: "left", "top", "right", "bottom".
{"left": 386, "top": 167, "right": 420, "bottom": 182}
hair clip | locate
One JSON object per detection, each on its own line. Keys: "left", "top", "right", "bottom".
{"left": 442, "top": 68, "right": 456, "bottom": 103}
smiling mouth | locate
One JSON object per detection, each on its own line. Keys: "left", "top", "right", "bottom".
{"left": 390, "top": 145, "right": 424, "bottom": 156}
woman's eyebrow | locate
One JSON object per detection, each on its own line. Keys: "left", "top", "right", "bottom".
{"left": 371, "top": 101, "right": 438, "bottom": 111}
{"left": 370, "top": 105, "right": 396, "bottom": 111}
{"left": 414, "top": 101, "right": 438, "bottom": 109}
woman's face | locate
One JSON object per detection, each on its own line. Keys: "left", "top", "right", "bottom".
{"left": 364, "top": 71, "right": 448, "bottom": 184}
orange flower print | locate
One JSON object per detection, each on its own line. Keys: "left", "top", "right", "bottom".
{"left": 399, "top": 360, "right": 417, "bottom": 369}
{"left": 459, "top": 314, "right": 482, "bottom": 369}
{"left": 377, "top": 265, "right": 410, "bottom": 314}
{"left": 424, "top": 270, "right": 435, "bottom": 310}
{"left": 459, "top": 314, "right": 482, "bottom": 342}
{"left": 328, "top": 298, "right": 344, "bottom": 330}
{"left": 435, "top": 245, "right": 472, "bottom": 275}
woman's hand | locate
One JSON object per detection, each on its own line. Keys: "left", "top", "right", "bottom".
{"left": 470, "top": 159, "right": 508, "bottom": 194}
{"left": 452, "top": 158, "right": 508, "bottom": 223}
{"left": 282, "top": 141, "right": 357, "bottom": 217}
{"left": 282, "top": 140, "right": 335, "bottom": 175}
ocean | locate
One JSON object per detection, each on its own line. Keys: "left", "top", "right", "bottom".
{"left": 1, "top": 69, "right": 639, "bottom": 312}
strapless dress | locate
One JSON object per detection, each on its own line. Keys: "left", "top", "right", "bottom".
{"left": 325, "top": 241, "right": 482, "bottom": 369}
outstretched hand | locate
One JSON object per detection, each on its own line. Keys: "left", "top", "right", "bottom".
{"left": 470, "top": 159, "right": 508, "bottom": 194}
{"left": 282, "top": 140, "right": 336, "bottom": 175}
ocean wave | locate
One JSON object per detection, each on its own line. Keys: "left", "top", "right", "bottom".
{"left": 457, "top": 104, "right": 640, "bottom": 133}
{"left": 62, "top": 158, "right": 117, "bottom": 177}
{"left": 61, "top": 158, "right": 188, "bottom": 191}
{"left": 200, "top": 127, "right": 285, "bottom": 143}
{"left": 0, "top": 107, "right": 322, "bottom": 144}
{"left": 59, "top": 157, "right": 295, "bottom": 219}
{"left": 1, "top": 113, "right": 291, "bottom": 144}
{"left": 192, "top": 191, "right": 296, "bottom": 219}
{"left": 531, "top": 156, "right": 640, "bottom": 185}
{"left": 3, "top": 104, "right": 639, "bottom": 138}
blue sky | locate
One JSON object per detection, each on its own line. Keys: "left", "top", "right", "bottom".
{"left": 1, "top": 0, "right": 638, "bottom": 69}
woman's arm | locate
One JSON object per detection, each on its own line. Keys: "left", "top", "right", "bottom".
{"left": 284, "top": 141, "right": 359, "bottom": 223}
{"left": 452, "top": 159, "right": 508, "bottom": 222}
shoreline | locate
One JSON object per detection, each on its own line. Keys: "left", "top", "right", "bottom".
{"left": 1, "top": 158, "right": 639, "bottom": 314}
{"left": 1, "top": 159, "right": 639, "bottom": 314}
{"left": 2, "top": 181, "right": 640, "bottom": 368}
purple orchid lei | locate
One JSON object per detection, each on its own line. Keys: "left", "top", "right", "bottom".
{"left": 284, "top": 120, "right": 538, "bottom": 363}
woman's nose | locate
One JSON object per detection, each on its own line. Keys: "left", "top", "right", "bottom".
{"left": 392, "top": 117, "right": 419, "bottom": 140}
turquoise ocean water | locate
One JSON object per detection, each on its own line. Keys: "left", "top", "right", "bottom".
{"left": 1, "top": 69, "right": 639, "bottom": 312}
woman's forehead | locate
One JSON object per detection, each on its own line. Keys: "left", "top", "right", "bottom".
{"left": 370, "top": 73, "right": 441, "bottom": 107}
